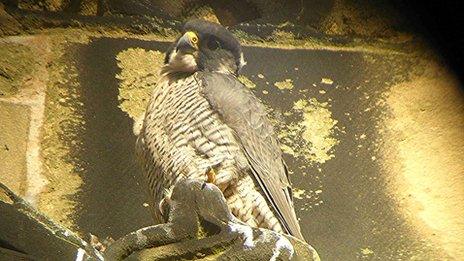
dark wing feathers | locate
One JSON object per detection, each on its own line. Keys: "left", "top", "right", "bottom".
{"left": 197, "top": 72, "right": 304, "bottom": 240}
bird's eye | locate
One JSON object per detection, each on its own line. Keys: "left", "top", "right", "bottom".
{"left": 207, "top": 39, "right": 221, "bottom": 50}
{"left": 191, "top": 35, "right": 198, "bottom": 44}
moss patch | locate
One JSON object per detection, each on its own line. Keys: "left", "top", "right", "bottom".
{"left": 278, "top": 98, "right": 339, "bottom": 164}
{"left": 274, "top": 78, "right": 294, "bottom": 90}
{"left": 116, "top": 47, "right": 165, "bottom": 119}
{"left": 238, "top": 75, "right": 256, "bottom": 89}
{"left": 0, "top": 43, "right": 39, "bottom": 97}
{"left": 38, "top": 32, "right": 90, "bottom": 231}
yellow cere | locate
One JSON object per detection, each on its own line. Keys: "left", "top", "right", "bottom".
{"left": 186, "top": 31, "right": 199, "bottom": 46}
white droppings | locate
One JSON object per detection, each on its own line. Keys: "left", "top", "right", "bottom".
{"left": 228, "top": 222, "right": 255, "bottom": 248}
{"left": 75, "top": 248, "right": 85, "bottom": 261}
{"left": 136, "top": 229, "right": 148, "bottom": 246}
{"left": 228, "top": 224, "right": 297, "bottom": 259}
{"left": 139, "top": 226, "right": 153, "bottom": 232}
{"left": 163, "top": 225, "right": 173, "bottom": 238}
{"left": 239, "top": 52, "right": 247, "bottom": 71}
{"left": 270, "top": 235, "right": 295, "bottom": 261}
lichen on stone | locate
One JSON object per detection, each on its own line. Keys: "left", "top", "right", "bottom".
{"left": 238, "top": 75, "right": 256, "bottom": 89}
{"left": 39, "top": 48, "right": 85, "bottom": 231}
{"left": 115, "top": 48, "right": 164, "bottom": 120}
{"left": 321, "top": 78, "right": 334, "bottom": 85}
{"left": 292, "top": 188, "right": 306, "bottom": 200}
{"left": 0, "top": 43, "right": 39, "bottom": 97}
{"left": 279, "top": 98, "right": 339, "bottom": 164}
{"left": 274, "top": 79, "right": 294, "bottom": 90}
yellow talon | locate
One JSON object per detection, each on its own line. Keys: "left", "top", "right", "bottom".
{"left": 206, "top": 168, "right": 216, "bottom": 184}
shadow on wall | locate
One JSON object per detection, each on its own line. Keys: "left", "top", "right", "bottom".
{"left": 72, "top": 39, "right": 170, "bottom": 239}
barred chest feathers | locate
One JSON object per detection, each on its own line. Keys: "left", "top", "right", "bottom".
{"left": 138, "top": 72, "right": 246, "bottom": 206}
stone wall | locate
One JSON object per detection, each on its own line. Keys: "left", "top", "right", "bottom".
{"left": 1, "top": 1, "right": 463, "bottom": 260}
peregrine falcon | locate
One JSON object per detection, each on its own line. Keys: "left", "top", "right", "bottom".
{"left": 136, "top": 19, "right": 304, "bottom": 240}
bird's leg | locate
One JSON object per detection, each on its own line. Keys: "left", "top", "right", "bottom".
{"left": 159, "top": 191, "right": 172, "bottom": 223}
{"left": 206, "top": 167, "right": 217, "bottom": 184}
{"left": 203, "top": 163, "right": 231, "bottom": 192}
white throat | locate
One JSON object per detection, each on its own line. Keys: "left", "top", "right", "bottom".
{"left": 163, "top": 49, "right": 198, "bottom": 74}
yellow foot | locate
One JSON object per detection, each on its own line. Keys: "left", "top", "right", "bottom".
{"left": 206, "top": 167, "right": 216, "bottom": 184}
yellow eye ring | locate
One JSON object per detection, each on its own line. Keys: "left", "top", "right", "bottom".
{"left": 191, "top": 35, "right": 198, "bottom": 44}
{"left": 185, "top": 31, "right": 199, "bottom": 45}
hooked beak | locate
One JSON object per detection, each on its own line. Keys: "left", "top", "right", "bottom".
{"left": 176, "top": 31, "right": 199, "bottom": 53}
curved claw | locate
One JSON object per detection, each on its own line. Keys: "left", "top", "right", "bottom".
{"left": 159, "top": 195, "right": 172, "bottom": 222}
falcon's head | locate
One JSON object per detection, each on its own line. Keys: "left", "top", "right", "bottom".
{"left": 164, "top": 19, "right": 246, "bottom": 75}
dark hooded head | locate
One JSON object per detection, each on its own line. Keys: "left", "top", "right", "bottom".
{"left": 164, "top": 19, "right": 246, "bottom": 75}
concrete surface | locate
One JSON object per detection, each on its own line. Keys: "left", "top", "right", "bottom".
{"left": 0, "top": 102, "right": 29, "bottom": 195}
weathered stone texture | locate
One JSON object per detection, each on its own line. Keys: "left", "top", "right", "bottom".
{"left": 0, "top": 0, "right": 463, "bottom": 260}
{"left": 0, "top": 103, "right": 29, "bottom": 195}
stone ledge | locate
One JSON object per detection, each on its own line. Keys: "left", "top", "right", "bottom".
{"left": 0, "top": 179, "right": 319, "bottom": 260}
{"left": 104, "top": 179, "right": 320, "bottom": 260}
